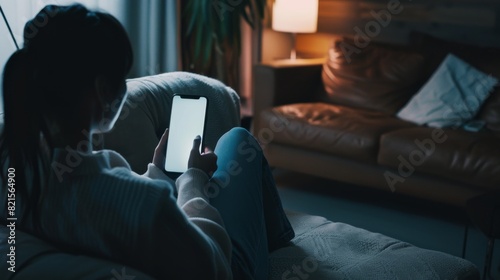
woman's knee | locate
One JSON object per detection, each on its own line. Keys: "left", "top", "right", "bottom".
{"left": 219, "top": 127, "right": 255, "bottom": 146}
{"left": 228, "top": 127, "right": 251, "bottom": 139}
{"left": 216, "top": 127, "right": 262, "bottom": 160}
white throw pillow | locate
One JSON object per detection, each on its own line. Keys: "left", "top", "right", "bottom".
{"left": 397, "top": 53, "right": 498, "bottom": 128}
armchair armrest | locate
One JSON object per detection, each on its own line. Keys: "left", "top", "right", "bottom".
{"left": 252, "top": 58, "right": 325, "bottom": 118}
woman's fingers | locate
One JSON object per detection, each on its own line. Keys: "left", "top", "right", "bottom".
{"left": 153, "top": 128, "right": 169, "bottom": 168}
{"left": 204, "top": 153, "right": 218, "bottom": 173}
{"left": 158, "top": 128, "right": 169, "bottom": 152}
{"left": 188, "top": 136, "right": 218, "bottom": 176}
{"left": 191, "top": 135, "right": 201, "bottom": 154}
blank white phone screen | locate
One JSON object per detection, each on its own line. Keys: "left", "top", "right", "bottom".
{"left": 165, "top": 95, "right": 207, "bottom": 173}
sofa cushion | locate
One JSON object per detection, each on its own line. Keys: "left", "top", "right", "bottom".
{"left": 397, "top": 54, "right": 498, "bottom": 128}
{"left": 378, "top": 127, "right": 500, "bottom": 191}
{"left": 321, "top": 37, "right": 426, "bottom": 114}
{"left": 258, "top": 103, "right": 415, "bottom": 163}
{"left": 410, "top": 31, "right": 500, "bottom": 132}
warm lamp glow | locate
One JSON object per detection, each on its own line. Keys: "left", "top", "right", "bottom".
{"left": 272, "top": 0, "right": 319, "bottom": 59}
{"left": 272, "top": 0, "right": 318, "bottom": 33}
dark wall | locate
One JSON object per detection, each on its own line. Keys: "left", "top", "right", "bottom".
{"left": 262, "top": 0, "right": 500, "bottom": 61}
{"left": 317, "top": 0, "right": 500, "bottom": 47}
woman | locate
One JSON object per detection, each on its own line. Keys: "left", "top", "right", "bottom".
{"left": 0, "top": 4, "right": 294, "bottom": 279}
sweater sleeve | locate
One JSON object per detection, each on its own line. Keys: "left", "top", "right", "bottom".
{"left": 142, "top": 163, "right": 232, "bottom": 278}
{"left": 42, "top": 149, "right": 232, "bottom": 279}
{"left": 142, "top": 163, "right": 175, "bottom": 184}
{"left": 175, "top": 168, "right": 233, "bottom": 273}
{"left": 105, "top": 151, "right": 232, "bottom": 278}
{"left": 141, "top": 179, "right": 233, "bottom": 280}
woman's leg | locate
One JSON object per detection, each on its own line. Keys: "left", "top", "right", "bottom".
{"left": 208, "top": 127, "right": 294, "bottom": 279}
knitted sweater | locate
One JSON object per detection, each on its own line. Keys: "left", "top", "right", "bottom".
{"left": 39, "top": 148, "right": 232, "bottom": 279}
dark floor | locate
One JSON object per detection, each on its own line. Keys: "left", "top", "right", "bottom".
{"left": 273, "top": 168, "right": 500, "bottom": 279}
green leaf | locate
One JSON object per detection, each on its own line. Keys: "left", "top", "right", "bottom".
{"left": 241, "top": 7, "right": 255, "bottom": 29}
{"left": 201, "top": 0, "right": 210, "bottom": 26}
{"left": 254, "top": 0, "right": 265, "bottom": 18}
{"left": 246, "top": 0, "right": 257, "bottom": 24}
{"left": 186, "top": 12, "right": 196, "bottom": 35}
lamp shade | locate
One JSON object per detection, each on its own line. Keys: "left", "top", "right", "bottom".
{"left": 272, "top": 0, "right": 318, "bottom": 33}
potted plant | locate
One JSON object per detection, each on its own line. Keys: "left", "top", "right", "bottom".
{"left": 181, "top": 0, "right": 267, "bottom": 92}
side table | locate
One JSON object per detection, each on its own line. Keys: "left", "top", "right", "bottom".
{"left": 466, "top": 191, "right": 500, "bottom": 280}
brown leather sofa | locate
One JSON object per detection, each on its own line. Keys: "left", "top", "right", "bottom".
{"left": 252, "top": 34, "right": 500, "bottom": 206}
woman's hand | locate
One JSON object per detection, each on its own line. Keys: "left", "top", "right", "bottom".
{"left": 153, "top": 128, "right": 169, "bottom": 170}
{"left": 188, "top": 136, "right": 218, "bottom": 177}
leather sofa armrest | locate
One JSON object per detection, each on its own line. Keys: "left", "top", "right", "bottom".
{"left": 252, "top": 59, "right": 325, "bottom": 118}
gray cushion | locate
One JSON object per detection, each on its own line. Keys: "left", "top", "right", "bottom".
{"left": 269, "top": 211, "right": 479, "bottom": 280}
{"left": 397, "top": 54, "right": 497, "bottom": 128}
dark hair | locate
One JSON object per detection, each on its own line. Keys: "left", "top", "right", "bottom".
{"left": 0, "top": 4, "right": 133, "bottom": 231}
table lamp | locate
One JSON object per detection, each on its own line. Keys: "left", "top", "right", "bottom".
{"left": 272, "top": 0, "right": 318, "bottom": 60}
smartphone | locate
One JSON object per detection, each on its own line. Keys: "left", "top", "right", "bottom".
{"left": 164, "top": 95, "right": 208, "bottom": 173}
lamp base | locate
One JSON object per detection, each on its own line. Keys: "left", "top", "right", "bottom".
{"left": 290, "top": 32, "right": 297, "bottom": 60}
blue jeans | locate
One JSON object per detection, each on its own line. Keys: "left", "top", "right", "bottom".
{"left": 209, "top": 128, "right": 295, "bottom": 280}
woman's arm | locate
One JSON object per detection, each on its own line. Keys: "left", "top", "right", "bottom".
{"left": 176, "top": 168, "right": 231, "bottom": 253}
{"left": 137, "top": 130, "right": 232, "bottom": 278}
{"left": 103, "top": 148, "right": 232, "bottom": 278}
{"left": 138, "top": 181, "right": 232, "bottom": 280}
